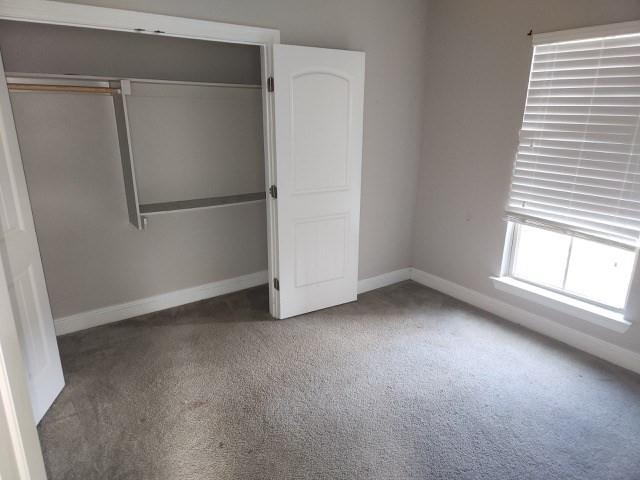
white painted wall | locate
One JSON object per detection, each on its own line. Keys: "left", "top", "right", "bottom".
{"left": 413, "top": 0, "right": 640, "bottom": 354}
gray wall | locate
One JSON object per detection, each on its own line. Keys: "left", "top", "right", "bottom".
{"left": 127, "top": 83, "right": 264, "bottom": 204}
{"left": 413, "top": 0, "right": 640, "bottom": 353}
{"left": 59, "top": 0, "right": 430, "bottom": 282}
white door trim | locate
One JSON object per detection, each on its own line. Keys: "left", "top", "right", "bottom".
{"left": 0, "top": 0, "right": 280, "bottom": 44}
{"left": 0, "top": 0, "right": 282, "bottom": 474}
{"left": 0, "top": 252, "right": 47, "bottom": 480}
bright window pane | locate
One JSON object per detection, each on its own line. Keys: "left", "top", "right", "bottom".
{"left": 512, "top": 225, "right": 571, "bottom": 288}
{"left": 565, "top": 238, "right": 635, "bottom": 309}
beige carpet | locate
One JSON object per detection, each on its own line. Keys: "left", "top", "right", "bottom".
{"left": 39, "top": 281, "right": 640, "bottom": 479}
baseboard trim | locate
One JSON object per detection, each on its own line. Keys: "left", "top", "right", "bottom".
{"left": 55, "top": 268, "right": 411, "bottom": 335}
{"left": 357, "top": 268, "right": 412, "bottom": 294}
{"left": 410, "top": 268, "right": 640, "bottom": 375}
{"left": 54, "top": 270, "right": 269, "bottom": 336}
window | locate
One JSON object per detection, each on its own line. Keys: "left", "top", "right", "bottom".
{"left": 498, "top": 24, "right": 640, "bottom": 320}
{"left": 508, "top": 224, "right": 635, "bottom": 310}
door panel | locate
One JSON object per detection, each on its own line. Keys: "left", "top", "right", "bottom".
{"left": 0, "top": 51, "right": 64, "bottom": 423}
{"left": 272, "top": 45, "right": 365, "bottom": 318}
{"left": 294, "top": 213, "right": 347, "bottom": 287}
{"left": 292, "top": 73, "right": 350, "bottom": 193}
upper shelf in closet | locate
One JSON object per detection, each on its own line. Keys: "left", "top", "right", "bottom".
{"left": 0, "top": 20, "right": 261, "bottom": 85}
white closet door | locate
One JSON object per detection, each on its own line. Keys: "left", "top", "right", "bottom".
{"left": 0, "top": 52, "right": 64, "bottom": 423}
{"left": 272, "top": 45, "right": 365, "bottom": 319}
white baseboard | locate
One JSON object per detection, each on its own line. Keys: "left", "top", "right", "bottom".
{"left": 55, "top": 268, "right": 411, "bottom": 335}
{"left": 357, "top": 268, "right": 412, "bottom": 294}
{"left": 410, "top": 268, "right": 640, "bottom": 375}
{"left": 55, "top": 268, "right": 408, "bottom": 335}
{"left": 54, "top": 270, "right": 269, "bottom": 335}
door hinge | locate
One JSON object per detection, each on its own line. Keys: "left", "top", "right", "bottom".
{"left": 273, "top": 278, "right": 280, "bottom": 290}
{"left": 267, "top": 76, "right": 274, "bottom": 92}
{"left": 269, "top": 185, "right": 278, "bottom": 199}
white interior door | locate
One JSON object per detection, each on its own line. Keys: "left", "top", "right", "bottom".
{"left": 272, "top": 45, "right": 365, "bottom": 319}
{"left": 0, "top": 51, "right": 64, "bottom": 423}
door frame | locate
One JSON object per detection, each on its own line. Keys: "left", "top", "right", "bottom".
{"left": 0, "top": 0, "right": 282, "bottom": 476}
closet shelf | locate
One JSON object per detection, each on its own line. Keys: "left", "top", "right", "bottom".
{"left": 139, "top": 192, "right": 266, "bottom": 215}
{"left": 6, "top": 72, "right": 261, "bottom": 90}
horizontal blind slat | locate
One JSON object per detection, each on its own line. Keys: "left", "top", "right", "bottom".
{"left": 535, "top": 36, "right": 640, "bottom": 54}
{"left": 515, "top": 152, "right": 640, "bottom": 167}
{"left": 527, "top": 87, "right": 640, "bottom": 97}
{"left": 523, "top": 114, "right": 636, "bottom": 126}
{"left": 526, "top": 97, "right": 640, "bottom": 107}
{"left": 513, "top": 166, "right": 640, "bottom": 186}
{"left": 512, "top": 173, "right": 640, "bottom": 194}
{"left": 534, "top": 46, "right": 640, "bottom": 63}
{"left": 508, "top": 197, "right": 640, "bottom": 225}
{"left": 505, "top": 210, "right": 640, "bottom": 244}
{"left": 509, "top": 197, "right": 640, "bottom": 220}
{"left": 517, "top": 145, "right": 640, "bottom": 163}
{"left": 521, "top": 121, "right": 637, "bottom": 136}
{"left": 519, "top": 140, "right": 638, "bottom": 155}
{"left": 531, "top": 57, "right": 640, "bottom": 72}
{"left": 516, "top": 157, "right": 640, "bottom": 173}
{"left": 524, "top": 105, "right": 640, "bottom": 116}
{"left": 520, "top": 130, "right": 634, "bottom": 144}
{"left": 511, "top": 185, "right": 640, "bottom": 208}
{"left": 530, "top": 77, "right": 640, "bottom": 89}
{"left": 506, "top": 203, "right": 640, "bottom": 233}
{"left": 530, "top": 67, "right": 640, "bottom": 81}
{"left": 512, "top": 178, "right": 640, "bottom": 197}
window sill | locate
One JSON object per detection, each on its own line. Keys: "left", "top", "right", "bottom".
{"left": 491, "top": 276, "right": 631, "bottom": 333}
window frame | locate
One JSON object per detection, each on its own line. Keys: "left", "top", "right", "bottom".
{"left": 495, "top": 20, "right": 640, "bottom": 332}
{"left": 500, "top": 222, "right": 638, "bottom": 314}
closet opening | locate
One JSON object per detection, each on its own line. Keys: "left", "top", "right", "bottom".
{"left": 0, "top": 20, "right": 272, "bottom": 333}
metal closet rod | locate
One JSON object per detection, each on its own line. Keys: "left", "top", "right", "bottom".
{"left": 7, "top": 83, "right": 117, "bottom": 94}
{"left": 6, "top": 74, "right": 262, "bottom": 95}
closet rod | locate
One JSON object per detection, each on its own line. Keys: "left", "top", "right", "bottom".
{"left": 7, "top": 83, "right": 117, "bottom": 94}
{"left": 7, "top": 73, "right": 261, "bottom": 90}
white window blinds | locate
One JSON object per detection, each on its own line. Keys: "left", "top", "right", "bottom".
{"left": 506, "top": 29, "right": 640, "bottom": 247}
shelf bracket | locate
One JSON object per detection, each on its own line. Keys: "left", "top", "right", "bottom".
{"left": 111, "top": 80, "right": 145, "bottom": 230}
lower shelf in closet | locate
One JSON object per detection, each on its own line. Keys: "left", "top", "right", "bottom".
{"left": 139, "top": 192, "right": 266, "bottom": 215}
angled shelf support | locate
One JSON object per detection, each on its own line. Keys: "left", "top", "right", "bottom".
{"left": 111, "top": 79, "right": 145, "bottom": 230}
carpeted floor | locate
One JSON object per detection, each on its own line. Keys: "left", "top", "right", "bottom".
{"left": 39, "top": 281, "right": 640, "bottom": 479}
